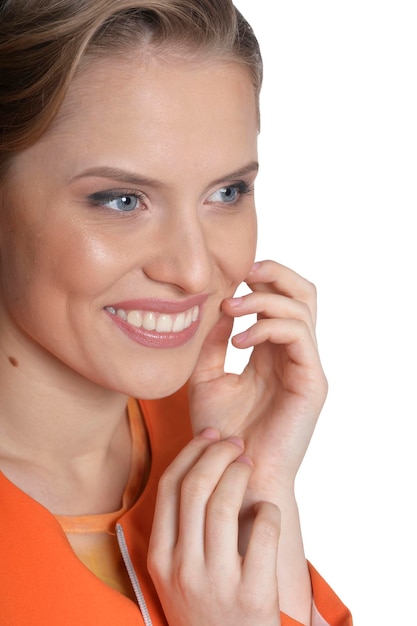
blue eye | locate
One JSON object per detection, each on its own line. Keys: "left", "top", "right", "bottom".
{"left": 88, "top": 191, "right": 143, "bottom": 212}
{"left": 107, "top": 195, "right": 138, "bottom": 211}
{"left": 207, "top": 182, "right": 252, "bottom": 205}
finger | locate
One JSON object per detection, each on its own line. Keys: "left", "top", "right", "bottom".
{"left": 148, "top": 429, "right": 220, "bottom": 561}
{"left": 190, "top": 313, "right": 234, "bottom": 385}
{"left": 222, "top": 291, "right": 316, "bottom": 341}
{"left": 232, "top": 318, "right": 327, "bottom": 405}
{"left": 232, "top": 317, "right": 321, "bottom": 370}
{"left": 245, "top": 260, "right": 318, "bottom": 325}
{"left": 176, "top": 437, "right": 246, "bottom": 560}
{"left": 205, "top": 455, "right": 253, "bottom": 571}
{"left": 242, "top": 501, "right": 280, "bottom": 595}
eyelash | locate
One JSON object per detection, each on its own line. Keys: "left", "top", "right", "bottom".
{"left": 86, "top": 181, "right": 254, "bottom": 213}
{"left": 207, "top": 181, "right": 254, "bottom": 205}
{"left": 87, "top": 190, "right": 146, "bottom": 213}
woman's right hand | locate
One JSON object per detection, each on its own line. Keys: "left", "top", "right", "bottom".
{"left": 148, "top": 430, "right": 281, "bottom": 626}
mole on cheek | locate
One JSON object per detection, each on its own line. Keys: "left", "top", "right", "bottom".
{"left": 8, "top": 356, "right": 19, "bottom": 367}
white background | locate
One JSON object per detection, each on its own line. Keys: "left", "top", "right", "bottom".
{"left": 230, "top": 2, "right": 417, "bottom": 625}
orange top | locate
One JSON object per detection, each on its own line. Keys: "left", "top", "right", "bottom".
{"left": 0, "top": 386, "right": 352, "bottom": 626}
{"left": 55, "top": 399, "right": 150, "bottom": 601}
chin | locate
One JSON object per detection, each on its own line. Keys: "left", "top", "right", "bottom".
{"left": 102, "top": 360, "right": 194, "bottom": 400}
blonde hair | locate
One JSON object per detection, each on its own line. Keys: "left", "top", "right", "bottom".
{"left": 0, "top": 0, "right": 262, "bottom": 180}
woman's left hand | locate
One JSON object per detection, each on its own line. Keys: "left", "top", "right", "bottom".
{"left": 189, "top": 260, "right": 328, "bottom": 504}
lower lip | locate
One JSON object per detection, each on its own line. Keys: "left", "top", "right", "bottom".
{"left": 105, "top": 310, "right": 200, "bottom": 349}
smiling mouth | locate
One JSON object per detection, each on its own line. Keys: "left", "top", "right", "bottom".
{"left": 104, "top": 304, "right": 199, "bottom": 333}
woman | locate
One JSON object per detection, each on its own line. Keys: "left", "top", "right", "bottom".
{"left": 0, "top": 1, "right": 352, "bottom": 624}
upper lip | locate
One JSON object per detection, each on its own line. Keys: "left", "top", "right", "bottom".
{"left": 106, "top": 294, "right": 208, "bottom": 314}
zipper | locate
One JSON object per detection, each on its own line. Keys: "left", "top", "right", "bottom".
{"left": 116, "top": 523, "right": 153, "bottom": 626}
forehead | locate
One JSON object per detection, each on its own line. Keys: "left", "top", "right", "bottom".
{"left": 41, "top": 54, "right": 258, "bottom": 181}
{"left": 58, "top": 53, "right": 257, "bottom": 133}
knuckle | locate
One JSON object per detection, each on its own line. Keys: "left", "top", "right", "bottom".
{"left": 181, "top": 471, "right": 210, "bottom": 501}
{"left": 292, "top": 317, "right": 309, "bottom": 336}
{"left": 147, "top": 552, "right": 159, "bottom": 577}
{"left": 299, "top": 299, "right": 313, "bottom": 320}
{"left": 147, "top": 550, "right": 166, "bottom": 583}
{"left": 255, "top": 503, "right": 280, "bottom": 545}
{"left": 207, "top": 496, "right": 236, "bottom": 522}
{"left": 175, "top": 561, "right": 199, "bottom": 597}
{"left": 207, "top": 463, "right": 249, "bottom": 521}
{"left": 311, "top": 367, "right": 328, "bottom": 400}
{"left": 157, "top": 466, "right": 178, "bottom": 496}
{"left": 305, "top": 279, "right": 317, "bottom": 299}
{"left": 257, "top": 518, "right": 279, "bottom": 544}
{"left": 321, "top": 372, "right": 329, "bottom": 396}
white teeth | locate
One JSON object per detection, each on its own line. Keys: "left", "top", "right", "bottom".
{"left": 126, "top": 310, "right": 141, "bottom": 327}
{"left": 106, "top": 305, "right": 199, "bottom": 334}
{"left": 142, "top": 311, "right": 156, "bottom": 331}
{"left": 117, "top": 309, "right": 127, "bottom": 321}
{"left": 184, "top": 310, "right": 192, "bottom": 328}
{"left": 156, "top": 314, "right": 173, "bottom": 333}
{"left": 172, "top": 312, "right": 185, "bottom": 332}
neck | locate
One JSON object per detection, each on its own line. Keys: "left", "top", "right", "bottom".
{"left": 0, "top": 342, "right": 138, "bottom": 512}
{"left": 0, "top": 358, "right": 129, "bottom": 464}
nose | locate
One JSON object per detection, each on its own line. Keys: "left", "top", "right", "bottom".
{"left": 141, "top": 210, "right": 213, "bottom": 294}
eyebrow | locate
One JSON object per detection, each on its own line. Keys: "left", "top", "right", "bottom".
{"left": 71, "top": 162, "right": 259, "bottom": 189}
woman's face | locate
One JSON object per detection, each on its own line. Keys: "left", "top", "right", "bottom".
{"left": 0, "top": 53, "right": 258, "bottom": 398}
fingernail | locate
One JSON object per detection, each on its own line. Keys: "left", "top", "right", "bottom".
{"left": 236, "top": 454, "right": 254, "bottom": 467}
{"left": 226, "top": 296, "right": 244, "bottom": 308}
{"left": 200, "top": 427, "right": 220, "bottom": 441}
{"left": 227, "top": 436, "right": 245, "bottom": 449}
{"left": 250, "top": 262, "right": 261, "bottom": 273}
{"left": 232, "top": 330, "right": 249, "bottom": 345}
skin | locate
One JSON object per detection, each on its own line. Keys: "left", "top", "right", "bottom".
{"left": 0, "top": 50, "right": 326, "bottom": 626}
{"left": 0, "top": 55, "right": 258, "bottom": 514}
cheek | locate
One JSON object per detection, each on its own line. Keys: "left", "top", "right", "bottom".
{"left": 51, "top": 211, "right": 135, "bottom": 280}
{"left": 55, "top": 231, "right": 120, "bottom": 291}
{"left": 2, "top": 222, "right": 120, "bottom": 310}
